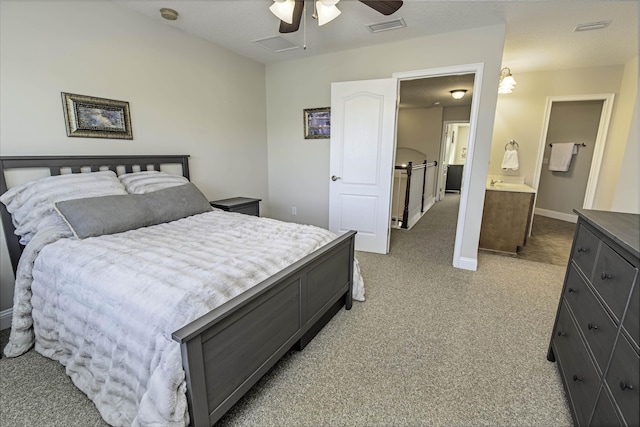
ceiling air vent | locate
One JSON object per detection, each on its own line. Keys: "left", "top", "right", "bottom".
{"left": 367, "top": 17, "right": 406, "bottom": 33}
{"left": 573, "top": 20, "right": 611, "bottom": 32}
{"left": 254, "top": 36, "right": 300, "bottom": 52}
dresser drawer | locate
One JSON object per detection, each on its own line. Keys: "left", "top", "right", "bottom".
{"left": 553, "top": 302, "right": 601, "bottom": 426}
{"left": 572, "top": 224, "right": 599, "bottom": 278}
{"left": 622, "top": 282, "right": 639, "bottom": 348}
{"left": 605, "top": 335, "right": 640, "bottom": 427}
{"left": 564, "top": 267, "right": 618, "bottom": 372}
{"left": 591, "top": 386, "right": 623, "bottom": 427}
{"left": 591, "top": 243, "right": 637, "bottom": 322}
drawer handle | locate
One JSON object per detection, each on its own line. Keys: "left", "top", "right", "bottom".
{"left": 557, "top": 331, "right": 567, "bottom": 337}
{"left": 619, "top": 381, "right": 634, "bottom": 391}
{"left": 600, "top": 272, "right": 613, "bottom": 280}
{"left": 573, "top": 375, "right": 584, "bottom": 382}
{"left": 567, "top": 287, "right": 577, "bottom": 293}
{"left": 577, "top": 246, "right": 589, "bottom": 253}
{"left": 587, "top": 323, "right": 598, "bottom": 330}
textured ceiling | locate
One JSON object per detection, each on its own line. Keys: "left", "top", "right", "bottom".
{"left": 399, "top": 73, "right": 475, "bottom": 109}
{"left": 115, "top": 0, "right": 638, "bottom": 70}
{"left": 114, "top": 0, "right": 638, "bottom": 108}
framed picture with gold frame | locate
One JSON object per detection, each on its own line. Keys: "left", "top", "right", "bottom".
{"left": 61, "top": 92, "right": 133, "bottom": 139}
{"left": 303, "top": 107, "right": 330, "bottom": 139}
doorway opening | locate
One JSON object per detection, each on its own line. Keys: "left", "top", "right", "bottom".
{"left": 532, "top": 94, "right": 615, "bottom": 224}
{"left": 441, "top": 121, "right": 470, "bottom": 198}
{"left": 328, "top": 64, "right": 484, "bottom": 269}
{"left": 393, "top": 66, "right": 480, "bottom": 269}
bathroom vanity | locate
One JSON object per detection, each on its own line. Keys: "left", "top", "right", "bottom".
{"left": 479, "top": 177, "right": 536, "bottom": 254}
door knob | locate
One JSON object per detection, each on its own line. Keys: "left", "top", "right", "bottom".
{"left": 331, "top": 175, "right": 341, "bottom": 181}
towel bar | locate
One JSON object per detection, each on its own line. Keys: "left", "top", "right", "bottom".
{"left": 504, "top": 139, "right": 519, "bottom": 151}
{"left": 549, "top": 142, "right": 587, "bottom": 147}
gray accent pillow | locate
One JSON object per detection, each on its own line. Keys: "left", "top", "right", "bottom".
{"left": 55, "top": 183, "right": 212, "bottom": 239}
{"left": 0, "top": 170, "right": 128, "bottom": 244}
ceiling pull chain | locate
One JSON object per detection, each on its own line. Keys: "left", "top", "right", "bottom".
{"left": 303, "top": 3, "right": 307, "bottom": 50}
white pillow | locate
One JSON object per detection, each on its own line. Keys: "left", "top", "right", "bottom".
{"left": 0, "top": 170, "right": 128, "bottom": 245}
{"left": 118, "top": 170, "right": 189, "bottom": 194}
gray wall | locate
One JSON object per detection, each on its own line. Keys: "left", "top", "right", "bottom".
{"left": 0, "top": 2, "right": 268, "bottom": 321}
{"left": 265, "top": 25, "right": 506, "bottom": 270}
{"left": 536, "top": 100, "right": 603, "bottom": 215}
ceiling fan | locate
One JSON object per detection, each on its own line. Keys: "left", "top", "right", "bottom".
{"left": 270, "top": 0, "right": 404, "bottom": 33}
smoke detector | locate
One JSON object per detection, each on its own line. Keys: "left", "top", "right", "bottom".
{"left": 160, "top": 8, "right": 179, "bottom": 21}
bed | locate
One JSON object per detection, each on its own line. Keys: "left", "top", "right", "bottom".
{"left": 0, "top": 155, "right": 362, "bottom": 426}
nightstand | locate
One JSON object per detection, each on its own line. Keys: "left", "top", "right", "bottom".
{"left": 210, "top": 197, "right": 261, "bottom": 217}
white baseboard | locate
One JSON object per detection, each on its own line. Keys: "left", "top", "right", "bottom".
{"left": 455, "top": 256, "right": 477, "bottom": 271}
{"left": 535, "top": 208, "right": 578, "bottom": 223}
{"left": 406, "top": 198, "right": 435, "bottom": 230}
{"left": 423, "top": 197, "right": 436, "bottom": 213}
{"left": 0, "top": 308, "right": 12, "bottom": 331}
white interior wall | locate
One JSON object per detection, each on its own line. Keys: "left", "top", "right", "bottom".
{"left": 611, "top": 57, "right": 639, "bottom": 214}
{"left": 452, "top": 124, "right": 470, "bottom": 165}
{"left": 266, "top": 25, "right": 505, "bottom": 270}
{"left": 443, "top": 106, "right": 472, "bottom": 122}
{"left": 612, "top": 67, "right": 639, "bottom": 214}
{"left": 397, "top": 108, "right": 443, "bottom": 163}
{"left": 0, "top": 2, "right": 269, "bottom": 316}
{"left": 490, "top": 64, "right": 633, "bottom": 211}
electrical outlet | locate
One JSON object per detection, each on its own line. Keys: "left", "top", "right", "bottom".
{"left": 291, "top": 207, "right": 297, "bottom": 216}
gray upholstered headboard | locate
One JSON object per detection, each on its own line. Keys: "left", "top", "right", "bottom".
{"left": 0, "top": 155, "right": 190, "bottom": 274}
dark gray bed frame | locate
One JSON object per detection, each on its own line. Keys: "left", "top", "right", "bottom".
{"left": 0, "top": 155, "right": 356, "bottom": 426}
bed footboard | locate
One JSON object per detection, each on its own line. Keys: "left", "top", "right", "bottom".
{"left": 172, "top": 230, "right": 356, "bottom": 426}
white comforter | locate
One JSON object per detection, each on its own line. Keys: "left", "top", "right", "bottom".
{"left": 4, "top": 210, "right": 364, "bottom": 426}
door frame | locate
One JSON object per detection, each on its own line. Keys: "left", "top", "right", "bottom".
{"left": 393, "top": 63, "right": 484, "bottom": 270}
{"left": 532, "top": 93, "right": 615, "bottom": 220}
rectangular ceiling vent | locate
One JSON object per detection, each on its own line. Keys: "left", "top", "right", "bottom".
{"left": 367, "top": 17, "right": 406, "bottom": 33}
{"left": 253, "top": 36, "right": 300, "bottom": 53}
{"left": 573, "top": 20, "right": 611, "bottom": 32}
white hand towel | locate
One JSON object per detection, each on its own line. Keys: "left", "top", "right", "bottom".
{"left": 501, "top": 150, "right": 519, "bottom": 170}
{"left": 549, "top": 142, "right": 577, "bottom": 172}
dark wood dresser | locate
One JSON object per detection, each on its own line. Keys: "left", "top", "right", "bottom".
{"left": 547, "top": 209, "right": 639, "bottom": 427}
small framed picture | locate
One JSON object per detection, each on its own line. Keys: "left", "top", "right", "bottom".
{"left": 61, "top": 92, "right": 133, "bottom": 139}
{"left": 304, "top": 107, "right": 330, "bottom": 139}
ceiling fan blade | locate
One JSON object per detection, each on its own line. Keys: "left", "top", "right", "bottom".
{"left": 359, "top": 0, "right": 403, "bottom": 15}
{"left": 279, "top": 0, "right": 304, "bottom": 33}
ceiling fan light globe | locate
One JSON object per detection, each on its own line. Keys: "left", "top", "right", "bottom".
{"left": 270, "top": 0, "right": 296, "bottom": 24}
{"left": 316, "top": 1, "right": 341, "bottom": 26}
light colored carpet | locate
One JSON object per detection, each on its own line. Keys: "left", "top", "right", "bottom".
{"left": 517, "top": 214, "right": 576, "bottom": 266}
{"left": 1, "top": 194, "right": 572, "bottom": 426}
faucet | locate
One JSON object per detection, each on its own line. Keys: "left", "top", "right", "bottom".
{"left": 490, "top": 178, "right": 504, "bottom": 186}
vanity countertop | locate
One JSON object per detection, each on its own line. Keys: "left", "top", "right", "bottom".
{"left": 485, "top": 175, "right": 536, "bottom": 193}
{"left": 486, "top": 182, "right": 536, "bottom": 193}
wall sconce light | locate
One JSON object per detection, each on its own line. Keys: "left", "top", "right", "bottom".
{"left": 499, "top": 67, "right": 517, "bottom": 94}
{"left": 450, "top": 89, "right": 467, "bottom": 100}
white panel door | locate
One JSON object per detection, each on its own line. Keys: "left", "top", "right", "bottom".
{"left": 329, "top": 78, "right": 398, "bottom": 254}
